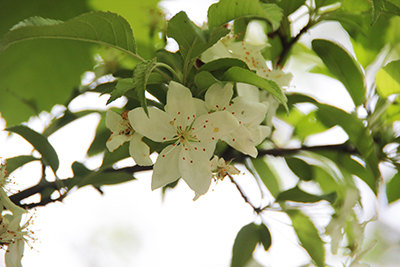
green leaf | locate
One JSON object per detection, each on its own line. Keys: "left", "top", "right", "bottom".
{"left": 257, "top": 223, "right": 272, "bottom": 251}
{"left": 221, "top": 66, "right": 288, "bottom": 112}
{"left": 376, "top": 60, "right": 400, "bottom": 97}
{"left": 371, "top": 0, "right": 387, "bottom": 25}
{"left": 198, "top": 58, "right": 249, "bottom": 73}
{"left": 6, "top": 125, "right": 59, "bottom": 172}
{"left": 133, "top": 58, "right": 158, "bottom": 116}
{"left": 286, "top": 210, "right": 325, "bottom": 267}
{"left": 316, "top": 104, "right": 379, "bottom": 193}
{"left": 231, "top": 223, "right": 259, "bottom": 267}
{"left": 69, "top": 162, "right": 136, "bottom": 188}
{"left": 249, "top": 158, "right": 280, "bottom": 198}
{"left": 276, "top": 186, "right": 336, "bottom": 204}
{"left": 107, "top": 78, "right": 135, "bottom": 105}
{"left": 208, "top": 0, "right": 283, "bottom": 31}
{"left": 4, "top": 155, "right": 39, "bottom": 174}
{"left": 167, "top": 11, "right": 230, "bottom": 62}
{"left": 286, "top": 156, "right": 313, "bottom": 181}
{"left": 312, "top": 39, "right": 365, "bottom": 106}
{"left": 0, "top": 11, "right": 137, "bottom": 55}
{"left": 387, "top": 172, "right": 400, "bottom": 203}
{"left": 231, "top": 223, "right": 271, "bottom": 267}
{"left": 194, "top": 71, "right": 222, "bottom": 95}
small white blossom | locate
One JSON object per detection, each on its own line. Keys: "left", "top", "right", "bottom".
{"left": 210, "top": 156, "right": 240, "bottom": 181}
{"left": 129, "top": 81, "right": 239, "bottom": 199}
{"left": 196, "top": 83, "right": 269, "bottom": 157}
{"left": 105, "top": 109, "right": 152, "bottom": 166}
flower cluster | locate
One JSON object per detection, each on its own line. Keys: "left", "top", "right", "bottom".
{"left": 0, "top": 161, "right": 33, "bottom": 267}
{"left": 104, "top": 22, "right": 291, "bottom": 200}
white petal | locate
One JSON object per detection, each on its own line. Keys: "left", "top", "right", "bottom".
{"left": 205, "top": 83, "right": 233, "bottom": 111}
{"left": 106, "top": 134, "right": 130, "bottom": 152}
{"left": 228, "top": 96, "right": 267, "bottom": 125}
{"left": 179, "top": 145, "right": 212, "bottom": 197}
{"left": 236, "top": 83, "right": 260, "bottom": 102}
{"left": 105, "top": 109, "right": 123, "bottom": 132}
{"left": 192, "top": 111, "right": 239, "bottom": 142}
{"left": 164, "top": 81, "right": 196, "bottom": 128}
{"left": 193, "top": 98, "right": 208, "bottom": 116}
{"left": 222, "top": 125, "right": 258, "bottom": 157}
{"left": 129, "top": 133, "right": 153, "bottom": 166}
{"left": 129, "top": 107, "right": 176, "bottom": 142}
{"left": 5, "top": 239, "right": 24, "bottom": 267}
{"left": 152, "top": 145, "right": 181, "bottom": 190}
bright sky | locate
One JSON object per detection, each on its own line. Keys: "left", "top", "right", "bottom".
{"left": 1, "top": 1, "right": 400, "bottom": 267}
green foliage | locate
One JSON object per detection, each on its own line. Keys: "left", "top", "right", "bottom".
{"left": 286, "top": 210, "right": 325, "bottom": 267}
{"left": 208, "top": 0, "right": 283, "bottom": 30}
{"left": 386, "top": 172, "right": 400, "bottom": 203}
{"left": 312, "top": 39, "right": 365, "bottom": 107}
{"left": 133, "top": 58, "right": 158, "bottom": 115}
{"left": 376, "top": 59, "right": 400, "bottom": 97}
{"left": 167, "top": 11, "right": 230, "bottom": 63}
{"left": 249, "top": 158, "right": 281, "bottom": 198}
{"left": 231, "top": 223, "right": 271, "bottom": 267}
{"left": 6, "top": 125, "right": 59, "bottom": 172}
{"left": 221, "top": 67, "right": 289, "bottom": 111}
{"left": 276, "top": 186, "right": 336, "bottom": 204}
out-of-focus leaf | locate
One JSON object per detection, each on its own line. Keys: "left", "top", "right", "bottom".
{"left": 231, "top": 223, "right": 259, "bottom": 267}
{"left": 387, "top": 172, "right": 400, "bottom": 203}
{"left": 312, "top": 39, "right": 365, "bottom": 106}
{"left": 221, "top": 67, "right": 288, "bottom": 112}
{"left": 287, "top": 210, "right": 325, "bottom": 267}
{"left": 376, "top": 60, "right": 400, "bottom": 97}
{"left": 371, "top": 0, "right": 387, "bottom": 25}
{"left": 68, "top": 161, "right": 136, "bottom": 188}
{"left": 167, "top": 11, "right": 229, "bottom": 62}
{"left": 6, "top": 125, "right": 59, "bottom": 172}
{"left": 4, "top": 155, "right": 39, "bottom": 174}
{"left": 133, "top": 58, "right": 157, "bottom": 116}
{"left": 315, "top": 0, "right": 340, "bottom": 8}
{"left": 276, "top": 186, "right": 337, "bottom": 204}
{"left": 249, "top": 158, "right": 280, "bottom": 198}
{"left": 231, "top": 223, "right": 272, "bottom": 267}
{"left": 279, "top": 0, "right": 305, "bottom": 16}
{"left": 208, "top": 0, "right": 283, "bottom": 31}
{"left": 316, "top": 104, "right": 379, "bottom": 193}
{"left": 286, "top": 157, "right": 313, "bottom": 181}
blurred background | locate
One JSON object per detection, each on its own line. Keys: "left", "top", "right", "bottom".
{"left": 0, "top": 0, "right": 400, "bottom": 266}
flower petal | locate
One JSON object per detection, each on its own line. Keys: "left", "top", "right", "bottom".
{"left": 152, "top": 145, "right": 181, "bottom": 190}
{"left": 228, "top": 96, "right": 267, "bottom": 125}
{"left": 179, "top": 145, "right": 212, "bottom": 197}
{"left": 129, "top": 107, "right": 176, "bottom": 142}
{"left": 192, "top": 111, "right": 239, "bottom": 142}
{"left": 5, "top": 238, "right": 24, "bottom": 267}
{"left": 106, "top": 134, "right": 130, "bottom": 152}
{"left": 129, "top": 133, "right": 153, "bottom": 166}
{"left": 222, "top": 125, "right": 258, "bottom": 157}
{"left": 105, "top": 109, "right": 123, "bottom": 132}
{"left": 193, "top": 98, "right": 208, "bottom": 116}
{"left": 205, "top": 83, "right": 233, "bottom": 111}
{"left": 164, "top": 81, "right": 196, "bottom": 128}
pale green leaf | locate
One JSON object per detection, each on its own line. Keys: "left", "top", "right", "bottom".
{"left": 376, "top": 60, "right": 400, "bottom": 97}
{"left": 287, "top": 210, "right": 325, "bottom": 267}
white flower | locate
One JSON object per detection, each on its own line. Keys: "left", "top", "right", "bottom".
{"left": 196, "top": 83, "right": 269, "bottom": 157}
{"left": 105, "top": 109, "right": 152, "bottom": 166}
{"left": 210, "top": 156, "right": 240, "bottom": 181}
{"left": 129, "top": 81, "right": 239, "bottom": 198}
{"left": 1, "top": 213, "right": 33, "bottom": 267}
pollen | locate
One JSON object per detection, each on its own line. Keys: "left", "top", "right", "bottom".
{"left": 213, "top": 127, "right": 219, "bottom": 133}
